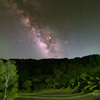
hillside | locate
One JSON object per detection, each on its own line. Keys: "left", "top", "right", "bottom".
{"left": 1, "top": 54, "right": 100, "bottom": 93}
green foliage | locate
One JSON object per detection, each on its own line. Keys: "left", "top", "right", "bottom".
{"left": 19, "top": 70, "right": 29, "bottom": 83}
{"left": 89, "top": 56, "right": 97, "bottom": 67}
{"left": 89, "top": 85, "right": 98, "bottom": 91}
{"left": 5, "top": 55, "right": 100, "bottom": 93}
{"left": 93, "top": 90, "right": 100, "bottom": 93}
{"left": 80, "top": 73, "right": 87, "bottom": 80}
{"left": 34, "top": 68, "right": 42, "bottom": 76}
{"left": 95, "top": 77, "right": 100, "bottom": 80}
{"left": 0, "top": 60, "right": 18, "bottom": 100}
{"left": 0, "top": 60, "right": 6, "bottom": 87}
{"left": 5, "top": 60, "right": 18, "bottom": 87}
{"left": 22, "top": 80, "right": 32, "bottom": 91}
{"left": 87, "top": 81, "right": 93, "bottom": 85}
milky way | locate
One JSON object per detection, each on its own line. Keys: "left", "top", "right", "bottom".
{"left": 3, "top": 0, "right": 62, "bottom": 58}
{"left": 1, "top": 0, "right": 100, "bottom": 59}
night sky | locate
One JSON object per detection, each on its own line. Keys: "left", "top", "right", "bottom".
{"left": 0, "top": 0, "right": 100, "bottom": 59}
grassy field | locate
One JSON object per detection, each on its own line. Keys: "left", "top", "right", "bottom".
{"left": 1, "top": 88, "right": 100, "bottom": 100}
{"left": 14, "top": 88, "right": 100, "bottom": 100}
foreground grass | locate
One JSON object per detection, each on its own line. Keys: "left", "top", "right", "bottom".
{"left": 16, "top": 88, "right": 97, "bottom": 100}
{"left": 18, "top": 87, "right": 75, "bottom": 95}
{"left": 17, "top": 93, "right": 92, "bottom": 99}
{"left": 1, "top": 88, "right": 100, "bottom": 100}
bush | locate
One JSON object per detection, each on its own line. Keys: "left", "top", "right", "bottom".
{"left": 22, "top": 80, "right": 32, "bottom": 91}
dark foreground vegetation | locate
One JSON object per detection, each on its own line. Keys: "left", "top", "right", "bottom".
{"left": 1, "top": 54, "right": 100, "bottom": 99}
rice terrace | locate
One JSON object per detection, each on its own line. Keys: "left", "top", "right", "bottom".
{"left": 14, "top": 89, "right": 100, "bottom": 100}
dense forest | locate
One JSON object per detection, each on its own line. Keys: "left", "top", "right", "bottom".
{"left": 1, "top": 54, "right": 100, "bottom": 94}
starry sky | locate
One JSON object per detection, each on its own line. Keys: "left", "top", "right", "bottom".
{"left": 0, "top": 0, "right": 100, "bottom": 59}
